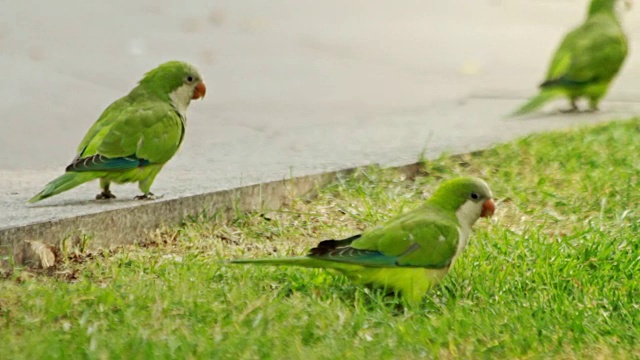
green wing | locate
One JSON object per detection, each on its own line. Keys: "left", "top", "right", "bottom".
{"left": 308, "top": 206, "right": 460, "bottom": 269}
{"left": 69, "top": 98, "right": 184, "bottom": 172}
{"left": 544, "top": 13, "right": 627, "bottom": 88}
{"left": 75, "top": 96, "right": 134, "bottom": 155}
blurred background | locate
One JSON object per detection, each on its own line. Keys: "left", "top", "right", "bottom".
{"left": 1, "top": 0, "right": 639, "bottom": 198}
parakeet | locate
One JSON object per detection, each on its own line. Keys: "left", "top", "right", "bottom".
{"left": 28, "top": 61, "right": 206, "bottom": 203}
{"left": 512, "top": 0, "right": 628, "bottom": 116}
{"left": 230, "top": 177, "right": 495, "bottom": 305}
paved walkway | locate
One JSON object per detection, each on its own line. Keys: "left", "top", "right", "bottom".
{"left": 1, "top": 0, "right": 639, "bottom": 239}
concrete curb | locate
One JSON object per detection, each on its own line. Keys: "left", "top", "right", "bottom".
{"left": 1, "top": 166, "right": 372, "bottom": 266}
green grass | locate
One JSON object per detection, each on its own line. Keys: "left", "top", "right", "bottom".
{"left": 2, "top": 119, "right": 640, "bottom": 359}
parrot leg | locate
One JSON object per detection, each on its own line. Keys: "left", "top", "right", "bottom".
{"left": 560, "top": 99, "right": 579, "bottom": 113}
{"left": 588, "top": 97, "right": 600, "bottom": 112}
{"left": 134, "top": 192, "right": 160, "bottom": 200}
{"left": 96, "top": 179, "right": 116, "bottom": 200}
{"left": 135, "top": 167, "right": 162, "bottom": 200}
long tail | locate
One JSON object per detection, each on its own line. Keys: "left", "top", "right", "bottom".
{"left": 510, "top": 90, "right": 561, "bottom": 117}
{"left": 28, "top": 172, "right": 101, "bottom": 203}
{"left": 229, "top": 257, "right": 330, "bottom": 269}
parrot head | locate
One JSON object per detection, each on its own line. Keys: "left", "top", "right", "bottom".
{"left": 138, "top": 61, "right": 207, "bottom": 116}
{"left": 428, "top": 177, "right": 495, "bottom": 227}
{"left": 588, "top": 0, "right": 628, "bottom": 15}
{"left": 621, "top": 0, "right": 632, "bottom": 11}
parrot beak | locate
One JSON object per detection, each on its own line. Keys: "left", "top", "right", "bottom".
{"left": 193, "top": 82, "right": 207, "bottom": 100}
{"left": 480, "top": 199, "right": 495, "bottom": 218}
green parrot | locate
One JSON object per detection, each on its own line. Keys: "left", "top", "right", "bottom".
{"left": 230, "top": 177, "right": 495, "bottom": 305}
{"left": 512, "top": 0, "right": 628, "bottom": 116}
{"left": 28, "top": 61, "right": 206, "bottom": 203}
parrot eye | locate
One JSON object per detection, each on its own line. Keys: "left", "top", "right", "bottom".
{"left": 186, "top": 75, "right": 195, "bottom": 83}
{"left": 470, "top": 192, "right": 480, "bottom": 200}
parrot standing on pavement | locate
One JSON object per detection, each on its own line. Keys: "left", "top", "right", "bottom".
{"left": 28, "top": 61, "right": 206, "bottom": 203}
{"left": 230, "top": 177, "right": 496, "bottom": 305}
{"left": 511, "top": 0, "right": 628, "bottom": 116}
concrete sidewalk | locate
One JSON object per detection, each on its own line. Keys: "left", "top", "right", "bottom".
{"left": 1, "top": 1, "right": 640, "bottom": 250}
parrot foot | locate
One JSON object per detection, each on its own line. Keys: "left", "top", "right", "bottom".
{"left": 96, "top": 191, "right": 116, "bottom": 200}
{"left": 559, "top": 107, "right": 579, "bottom": 113}
{"left": 561, "top": 100, "right": 579, "bottom": 113}
{"left": 134, "top": 193, "right": 161, "bottom": 201}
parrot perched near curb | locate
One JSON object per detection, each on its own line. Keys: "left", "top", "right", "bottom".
{"left": 28, "top": 61, "right": 206, "bottom": 203}
{"left": 511, "top": 0, "right": 628, "bottom": 116}
{"left": 230, "top": 177, "right": 495, "bottom": 305}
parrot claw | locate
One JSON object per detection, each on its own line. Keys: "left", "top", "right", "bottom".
{"left": 560, "top": 107, "right": 579, "bottom": 114}
{"left": 134, "top": 193, "right": 161, "bottom": 201}
{"left": 560, "top": 100, "right": 580, "bottom": 113}
{"left": 96, "top": 191, "right": 116, "bottom": 200}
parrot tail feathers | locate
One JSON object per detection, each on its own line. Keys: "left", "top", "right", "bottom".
{"left": 510, "top": 90, "right": 561, "bottom": 117}
{"left": 228, "top": 257, "right": 332, "bottom": 269}
{"left": 28, "top": 172, "right": 100, "bottom": 203}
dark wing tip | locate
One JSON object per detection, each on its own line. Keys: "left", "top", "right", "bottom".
{"left": 308, "top": 234, "right": 362, "bottom": 256}
{"left": 65, "top": 154, "right": 150, "bottom": 172}
{"left": 540, "top": 76, "right": 598, "bottom": 89}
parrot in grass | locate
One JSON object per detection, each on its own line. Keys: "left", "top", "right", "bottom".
{"left": 511, "top": 0, "right": 628, "bottom": 116}
{"left": 230, "top": 177, "right": 495, "bottom": 306}
{"left": 28, "top": 61, "right": 206, "bottom": 203}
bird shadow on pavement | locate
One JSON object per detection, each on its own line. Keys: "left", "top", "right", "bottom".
{"left": 26, "top": 197, "right": 150, "bottom": 209}
{"left": 503, "top": 109, "right": 604, "bottom": 121}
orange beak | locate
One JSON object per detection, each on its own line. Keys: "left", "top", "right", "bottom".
{"left": 192, "top": 82, "right": 207, "bottom": 100}
{"left": 481, "top": 199, "right": 495, "bottom": 218}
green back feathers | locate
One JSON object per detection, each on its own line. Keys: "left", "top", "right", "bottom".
{"left": 511, "top": 0, "right": 626, "bottom": 116}
{"left": 587, "top": 0, "right": 617, "bottom": 16}
{"left": 544, "top": 1, "right": 625, "bottom": 88}
{"left": 76, "top": 61, "right": 202, "bottom": 160}
{"left": 76, "top": 61, "right": 201, "bottom": 155}
{"left": 228, "top": 176, "right": 494, "bottom": 303}
{"left": 29, "top": 60, "right": 205, "bottom": 203}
